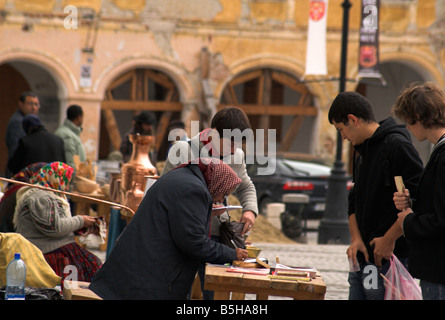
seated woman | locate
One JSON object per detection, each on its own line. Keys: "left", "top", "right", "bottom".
{"left": 0, "top": 162, "right": 47, "bottom": 232}
{"left": 13, "top": 161, "right": 102, "bottom": 282}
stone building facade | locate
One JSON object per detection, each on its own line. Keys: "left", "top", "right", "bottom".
{"left": 0, "top": 0, "right": 443, "bottom": 175}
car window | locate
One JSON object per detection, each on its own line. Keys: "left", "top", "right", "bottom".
{"left": 279, "top": 159, "right": 331, "bottom": 177}
{"left": 247, "top": 160, "right": 277, "bottom": 176}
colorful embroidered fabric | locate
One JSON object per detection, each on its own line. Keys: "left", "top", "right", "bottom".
{"left": 29, "top": 162, "right": 73, "bottom": 191}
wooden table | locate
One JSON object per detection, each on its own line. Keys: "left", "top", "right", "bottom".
{"left": 204, "top": 265, "right": 326, "bottom": 300}
{"left": 63, "top": 281, "right": 102, "bottom": 300}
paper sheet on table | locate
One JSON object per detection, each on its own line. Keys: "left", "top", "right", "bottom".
{"left": 227, "top": 267, "right": 270, "bottom": 275}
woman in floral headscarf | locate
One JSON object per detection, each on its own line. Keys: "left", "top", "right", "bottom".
{"left": 13, "top": 162, "right": 102, "bottom": 282}
{"left": 0, "top": 162, "right": 47, "bottom": 232}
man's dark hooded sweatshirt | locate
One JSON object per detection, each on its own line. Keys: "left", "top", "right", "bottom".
{"left": 349, "top": 117, "right": 423, "bottom": 264}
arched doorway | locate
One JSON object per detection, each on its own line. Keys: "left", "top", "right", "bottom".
{"left": 219, "top": 68, "right": 317, "bottom": 156}
{"left": 0, "top": 61, "right": 61, "bottom": 176}
{"left": 100, "top": 67, "right": 183, "bottom": 162}
{"left": 358, "top": 60, "right": 433, "bottom": 165}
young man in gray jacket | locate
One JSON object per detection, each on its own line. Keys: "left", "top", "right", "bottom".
{"left": 55, "top": 104, "right": 86, "bottom": 171}
{"left": 162, "top": 107, "right": 259, "bottom": 299}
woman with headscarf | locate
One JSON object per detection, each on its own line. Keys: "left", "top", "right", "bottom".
{"left": 13, "top": 162, "right": 102, "bottom": 282}
{"left": 0, "top": 162, "right": 47, "bottom": 232}
{"left": 89, "top": 158, "right": 248, "bottom": 300}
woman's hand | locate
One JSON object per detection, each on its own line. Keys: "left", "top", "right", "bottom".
{"left": 81, "top": 215, "right": 97, "bottom": 227}
{"left": 235, "top": 248, "right": 248, "bottom": 261}
{"left": 211, "top": 203, "right": 227, "bottom": 217}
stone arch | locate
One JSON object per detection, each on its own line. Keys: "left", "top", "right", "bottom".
{"left": 0, "top": 48, "right": 77, "bottom": 98}
{"left": 94, "top": 56, "right": 196, "bottom": 103}
{"left": 216, "top": 54, "right": 330, "bottom": 108}
{"left": 94, "top": 56, "right": 198, "bottom": 160}
{"left": 217, "top": 55, "right": 328, "bottom": 158}
{"left": 350, "top": 49, "right": 442, "bottom": 166}
{"left": 0, "top": 49, "right": 75, "bottom": 175}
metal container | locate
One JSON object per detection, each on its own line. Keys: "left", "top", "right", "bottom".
{"left": 121, "top": 134, "right": 157, "bottom": 213}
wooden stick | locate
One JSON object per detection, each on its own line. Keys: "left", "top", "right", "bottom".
{"left": 394, "top": 176, "right": 405, "bottom": 193}
{"left": 380, "top": 272, "right": 406, "bottom": 300}
{"left": 0, "top": 176, "right": 135, "bottom": 216}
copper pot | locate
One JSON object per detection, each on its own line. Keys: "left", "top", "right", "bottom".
{"left": 121, "top": 134, "right": 158, "bottom": 212}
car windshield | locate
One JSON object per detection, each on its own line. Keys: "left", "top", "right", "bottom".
{"left": 279, "top": 159, "right": 331, "bottom": 177}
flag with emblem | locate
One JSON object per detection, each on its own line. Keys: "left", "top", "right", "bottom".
{"left": 305, "top": 0, "right": 329, "bottom": 76}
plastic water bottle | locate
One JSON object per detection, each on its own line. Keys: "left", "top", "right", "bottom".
{"left": 5, "top": 253, "right": 27, "bottom": 300}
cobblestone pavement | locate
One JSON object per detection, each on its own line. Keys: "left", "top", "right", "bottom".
{"left": 251, "top": 241, "right": 350, "bottom": 300}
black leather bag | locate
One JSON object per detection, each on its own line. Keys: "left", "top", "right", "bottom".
{"left": 220, "top": 219, "right": 246, "bottom": 249}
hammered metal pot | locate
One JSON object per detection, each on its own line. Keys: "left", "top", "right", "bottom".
{"left": 121, "top": 134, "right": 158, "bottom": 213}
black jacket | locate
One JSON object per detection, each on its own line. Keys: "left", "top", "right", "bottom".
{"left": 349, "top": 117, "right": 423, "bottom": 264}
{"left": 404, "top": 140, "right": 445, "bottom": 285}
{"left": 89, "top": 164, "right": 236, "bottom": 299}
{"left": 7, "top": 127, "right": 66, "bottom": 175}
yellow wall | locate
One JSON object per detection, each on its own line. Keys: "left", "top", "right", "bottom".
{"left": 0, "top": 0, "right": 443, "bottom": 165}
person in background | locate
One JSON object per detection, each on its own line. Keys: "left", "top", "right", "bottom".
{"left": 328, "top": 91, "right": 423, "bottom": 300}
{"left": 89, "top": 158, "right": 247, "bottom": 299}
{"left": 5, "top": 91, "right": 40, "bottom": 177}
{"left": 120, "top": 111, "right": 157, "bottom": 164}
{"left": 167, "top": 119, "right": 190, "bottom": 152}
{"left": 392, "top": 82, "right": 445, "bottom": 300}
{"left": 0, "top": 163, "right": 47, "bottom": 232}
{"left": 55, "top": 104, "right": 87, "bottom": 171}
{"left": 13, "top": 162, "right": 102, "bottom": 282}
{"left": 7, "top": 114, "right": 66, "bottom": 176}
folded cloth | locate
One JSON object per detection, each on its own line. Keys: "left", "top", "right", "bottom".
{"left": 0, "top": 233, "right": 61, "bottom": 288}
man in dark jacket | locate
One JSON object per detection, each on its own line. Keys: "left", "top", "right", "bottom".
{"left": 5, "top": 91, "right": 40, "bottom": 177}
{"left": 90, "top": 159, "right": 247, "bottom": 299}
{"left": 7, "top": 114, "right": 66, "bottom": 175}
{"left": 393, "top": 82, "right": 445, "bottom": 300}
{"left": 328, "top": 91, "right": 423, "bottom": 300}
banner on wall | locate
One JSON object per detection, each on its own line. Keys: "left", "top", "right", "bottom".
{"left": 304, "top": 0, "right": 329, "bottom": 76}
{"left": 358, "top": 0, "right": 386, "bottom": 85}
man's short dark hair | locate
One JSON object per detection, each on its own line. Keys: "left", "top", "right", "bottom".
{"left": 211, "top": 106, "right": 251, "bottom": 135}
{"left": 328, "top": 91, "right": 376, "bottom": 124}
{"left": 19, "top": 91, "right": 38, "bottom": 102}
{"left": 67, "top": 104, "right": 83, "bottom": 121}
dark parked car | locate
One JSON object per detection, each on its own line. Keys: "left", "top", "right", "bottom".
{"left": 247, "top": 157, "right": 352, "bottom": 219}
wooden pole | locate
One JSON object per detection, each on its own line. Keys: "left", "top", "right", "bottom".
{"left": 0, "top": 177, "right": 135, "bottom": 217}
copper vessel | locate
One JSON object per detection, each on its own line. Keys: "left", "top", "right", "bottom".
{"left": 121, "top": 134, "right": 157, "bottom": 213}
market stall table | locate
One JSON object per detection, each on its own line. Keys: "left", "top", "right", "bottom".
{"left": 204, "top": 264, "right": 326, "bottom": 300}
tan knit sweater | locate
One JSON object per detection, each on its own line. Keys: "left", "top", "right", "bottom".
{"left": 13, "top": 187, "right": 84, "bottom": 254}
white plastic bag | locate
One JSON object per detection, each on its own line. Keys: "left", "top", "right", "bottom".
{"left": 383, "top": 254, "right": 422, "bottom": 300}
